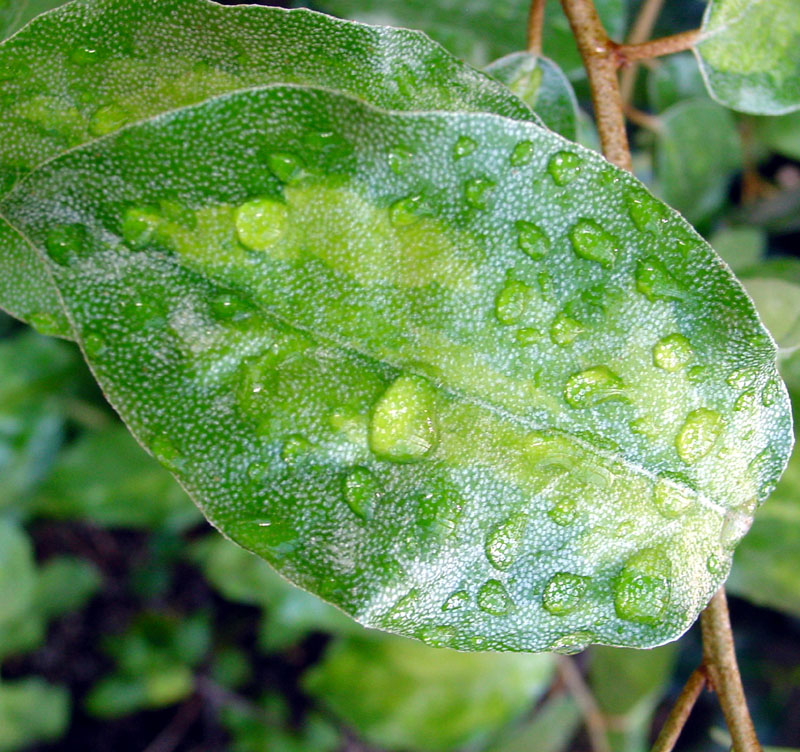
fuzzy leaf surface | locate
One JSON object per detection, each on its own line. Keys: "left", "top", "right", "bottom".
{"left": 0, "top": 0, "right": 536, "bottom": 336}
{"left": 1, "top": 73, "right": 792, "bottom": 650}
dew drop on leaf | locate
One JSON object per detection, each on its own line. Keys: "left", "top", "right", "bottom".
{"left": 569, "top": 219, "right": 619, "bottom": 267}
{"left": 675, "top": 408, "right": 724, "bottom": 465}
{"left": 267, "top": 151, "right": 303, "bottom": 182}
{"left": 563, "top": 366, "right": 625, "bottom": 409}
{"left": 653, "top": 477, "right": 694, "bottom": 518}
{"left": 547, "top": 151, "right": 583, "bottom": 186}
{"left": 485, "top": 514, "right": 527, "bottom": 571}
{"left": 88, "top": 103, "right": 130, "bottom": 136}
{"left": 635, "top": 257, "right": 686, "bottom": 302}
{"left": 463, "top": 177, "right": 495, "bottom": 209}
{"left": 625, "top": 188, "right": 669, "bottom": 234}
{"left": 613, "top": 548, "right": 671, "bottom": 625}
{"left": 542, "top": 572, "right": 588, "bottom": 615}
{"left": 477, "top": 579, "right": 514, "bottom": 615}
{"left": 389, "top": 195, "right": 424, "bottom": 227}
{"left": 234, "top": 198, "right": 288, "bottom": 252}
{"left": 343, "top": 466, "right": 380, "bottom": 520}
{"left": 29, "top": 312, "right": 64, "bottom": 336}
{"left": 516, "top": 220, "right": 550, "bottom": 260}
{"left": 515, "top": 327, "right": 542, "bottom": 345}
{"left": 368, "top": 375, "right": 438, "bottom": 463}
{"left": 510, "top": 140, "right": 534, "bottom": 166}
{"left": 83, "top": 332, "right": 107, "bottom": 359}
{"left": 45, "top": 224, "right": 86, "bottom": 266}
{"left": 706, "top": 553, "right": 726, "bottom": 576}
{"left": 494, "top": 279, "right": 531, "bottom": 325}
{"left": 69, "top": 46, "right": 102, "bottom": 66}
{"left": 281, "top": 434, "right": 313, "bottom": 465}
{"left": 550, "top": 312, "right": 585, "bottom": 346}
{"left": 452, "top": 135, "right": 477, "bottom": 160}
{"left": 652, "top": 333, "right": 693, "bottom": 371}
{"left": 548, "top": 497, "right": 577, "bottom": 526}
{"left": 442, "top": 590, "right": 469, "bottom": 612}
{"left": 548, "top": 631, "right": 593, "bottom": 655}
{"left": 388, "top": 149, "right": 412, "bottom": 174}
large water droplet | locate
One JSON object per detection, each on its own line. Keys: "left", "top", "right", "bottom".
{"left": 625, "top": 188, "right": 669, "bottom": 234}
{"left": 550, "top": 312, "right": 585, "bottom": 346}
{"left": 516, "top": 220, "right": 550, "bottom": 260}
{"left": 28, "top": 313, "right": 64, "bottom": 337}
{"left": 45, "top": 224, "right": 87, "bottom": 266}
{"left": 635, "top": 257, "right": 686, "bottom": 302}
{"left": 89, "top": 103, "right": 130, "bottom": 137}
{"left": 389, "top": 195, "right": 425, "bottom": 227}
{"left": 343, "top": 466, "right": 380, "bottom": 520}
{"left": 516, "top": 327, "right": 542, "bottom": 346}
{"left": 564, "top": 366, "right": 625, "bottom": 409}
{"left": 495, "top": 279, "right": 531, "bottom": 326}
{"left": 121, "top": 207, "right": 163, "bottom": 248}
{"left": 477, "top": 579, "right": 514, "bottom": 615}
{"left": 653, "top": 477, "right": 694, "bottom": 518}
{"left": 464, "top": 177, "right": 495, "bottom": 209}
{"left": 281, "top": 435, "right": 313, "bottom": 465}
{"left": 235, "top": 198, "right": 288, "bottom": 252}
{"left": 613, "top": 548, "right": 671, "bottom": 625}
{"left": 210, "top": 292, "right": 254, "bottom": 323}
{"left": 542, "top": 572, "right": 588, "bottom": 615}
{"left": 485, "top": 514, "right": 527, "bottom": 571}
{"left": 442, "top": 589, "right": 469, "bottom": 612}
{"left": 267, "top": 152, "right": 303, "bottom": 183}
{"left": 510, "top": 140, "right": 534, "bottom": 166}
{"left": 453, "top": 136, "right": 478, "bottom": 160}
{"left": 676, "top": 408, "right": 723, "bottom": 465}
{"left": 369, "top": 375, "right": 438, "bottom": 463}
{"left": 569, "top": 219, "right": 619, "bottom": 267}
{"left": 547, "top": 151, "right": 583, "bottom": 185}
{"left": 653, "top": 333, "right": 692, "bottom": 371}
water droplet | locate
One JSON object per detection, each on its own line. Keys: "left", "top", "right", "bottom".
{"left": 653, "top": 477, "right": 694, "bottom": 518}
{"left": 547, "top": 151, "right": 583, "bottom": 186}
{"left": 510, "top": 140, "right": 534, "bottom": 166}
{"left": 495, "top": 279, "right": 531, "bottom": 325}
{"left": 121, "top": 207, "right": 164, "bottom": 248}
{"left": 477, "top": 579, "right": 514, "bottom": 615}
{"left": 70, "top": 46, "right": 102, "bottom": 65}
{"left": 706, "top": 553, "right": 726, "bottom": 576}
{"left": 151, "top": 436, "right": 184, "bottom": 472}
{"left": 418, "top": 625, "right": 456, "bottom": 648}
{"left": 720, "top": 512, "right": 750, "bottom": 550}
{"left": 516, "top": 220, "right": 550, "bottom": 260}
{"left": 453, "top": 136, "right": 477, "bottom": 160}
{"left": 388, "top": 149, "right": 413, "bottom": 174}
{"left": 548, "top": 631, "right": 592, "bottom": 654}
{"left": 389, "top": 195, "right": 425, "bottom": 227}
{"left": 625, "top": 188, "right": 669, "bottom": 234}
{"left": 83, "top": 332, "right": 107, "bottom": 358}
{"left": 652, "top": 333, "right": 692, "bottom": 372}
{"left": 550, "top": 312, "right": 585, "bottom": 346}
{"left": 369, "top": 375, "right": 438, "bottom": 463}
{"left": 734, "top": 389, "right": 757, "bottom": 411}
{"left": 635, "top": 257, "right": 686, "bottom": 302}
{"left": 464, "top": 177, "right": 495, "bottom": 209}
{"left": 442, "top": 589, "right": 469, "bottom": 611}
{"left": 281, "top": 434, "right": 313, "bottom": 465}
{"left": 548, "top": 497, "right": 577, "bottom": 526}
{"left": 89, "top": 103, "right": 130, "bottom": 137}
{"left": 343, "top": 466, "right": 380, "bottom": 520}
{"left": 235, "top": 198, "right": 288, "bottom": 252}
{"left": 247, "top": 461, "right": 270, "bottom": 482}
{"left": 762, "top": 378, "right": 781, "bottom": 406}
{"left": 613, "top": 548, "right": 671, "bottom": 625}
{"left": 385, "top": 588, "right": 420, "bottom": 623}
{"left": 564, "top": 366, "right": 625, "bottom": 409}
{"left": 687, "top": 365, "right": 707, "bottom": 383}
{"left": 124, "top": 298, "right": 166, "bottom": 328}
{"left": 210, "top": 292, "right": 254, "bottom": 323}
{"left": 569, "top": 219, "right": 619, "bottom": 267}
{"left": 516, "top": 327, "right": 542, "bottom": 345}
{"left": 267, "top": 152, "right": 303, "bottom": 183}
{"left": 303, "top": 130, "right": 343, "bottom": 152}
{"left": 28, "top": 312, "right": 64, "bottom": 337}
{"left": 726, "top": 367, "right": 756, "bottom": 389}
{"left": 542, "top": 572, "right": 589, "bottom": 615}
{"left": 45, "top": 224, "right": 87, "bottom": 266}
{"left": 676, "top": 408, "right": 723, "bottom": 465}
{"left": 485, "top": 514, "right": 527, "bottom": 571}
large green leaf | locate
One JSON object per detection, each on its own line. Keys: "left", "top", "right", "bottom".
{"left": 304, "top": 633, "right": 554, "bottom": 752}
{"left": 311, "top": 0, "right": 626, "bottom": 74}
{"left": 0, "top": 0, "right": 537, "bottom": 336}
{"left": 696, "top": 0, "right": 800, "bottom": 115}
{"left": 486, "top": 53, "right": 579, "bottom": 141}
{"left": 2, "top": 75, "right": 792, "bottom": 652}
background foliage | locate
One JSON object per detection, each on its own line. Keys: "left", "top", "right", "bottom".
{"left": 0, "top": 0, "right": 799, "bottom": 750}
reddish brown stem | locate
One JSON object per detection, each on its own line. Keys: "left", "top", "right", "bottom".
{"left": 527, "top": 0, "right": 548, "bottom": 56}
{"left": 650, "top": 668, "right": 707, "bottom": 752}
{"left": 616, "top": 29, "right": 702, "bottom": 65}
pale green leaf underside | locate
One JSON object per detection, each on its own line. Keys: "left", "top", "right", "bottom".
{"left": 696, "top": 0, "right": 800, "bottom": 114}
{"left": 486, "top": 53, "right": 579, "bottom": 141}
{"left": 1, "top": 78, "right": 791, "bottom": 651}
{"left": 0, "top": 0, "right": 536, "bottom": 336}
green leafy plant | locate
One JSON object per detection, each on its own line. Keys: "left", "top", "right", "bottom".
{"left": 1, "top": 0, "right": 799, "bottom": 750}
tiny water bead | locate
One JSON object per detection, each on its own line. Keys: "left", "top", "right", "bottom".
{"left": 485, "top": 514, "right": 528, "bottom": 571}
{"left": 83, "top": 332, "right": 107, "bottom": 359}
{"left": 653, "top": 333, "right": 692, "bottom": 372}
{"left": 613, "top": 549, "right": 671, "bottom": 625}
{"left": 516, "top": 220, "right": 550, "bottom": 260}
{"left": 452, "top": 136, "right": 477, "bottom": 160}
{"left": 542, "top": 572, "right": 589, "bottom": 615}
{"left": 734, "top": 390, "right": 758, "bottom": 412}
{"left": 343, "top": 466, "right": 381, "bottom": 520}
{"left": 247, "top": 461, "right": 270, "bottom": 482}
{"left": 477, "top": 579, "right": 514, "bottom": 616}
{"left": 550, "top": 312, "right": 585, "bottom": 346}
{"left": 516, "top": 327, "right": 542, "bottom": 346}
{"left": 548, "top": 631, "right": 593, "bottom": 654}
{"left": 676, "top": 408, "right": 723, "bottom": 465}
{"left": 548, "top": 497, "right": 577, "bottom": 526}
{"left": 267, "top": 152, "right": 303, "bottom": 183}
{"left": 29, "top": 312, "right": 65, "bottom": 337}
{"left": 234, "top": 198, "right": 288, "bottom": 252}
{"left": 122, "top": 207, "right": 164, "bottom": 248}
{"left": 388, "top": 149, "right": 413, "bottom": 174}
{"left": 210, "top": 292, "right": 254, "bottom": 323}
{"left": 635, "top": 257, "right": 686, "bottom": 302}
{"left": 547, "top": 151, "right": 583, "bottom": 186}
{"left": 569, "top": 219, "right": 619, "bottom": 267}
{"left": 625, "top": 188, "right": 669, "bottom": 234}
{"left": 45, "top": 224, "right": 87, "bottom": 266}
{"left": 151, "top": 436, "right": 184, "bottom": 472}
{"left": 510, "top": 140, "right": 535, "bottom": 166}
{"left": 418, "top": 625, "right": 457, "bottom": 648}
{"left": 706, "top": 553, "right": 726, "bottom": 576}
{"left": 563, "top": 366, "right": 625, "bottom": 409}
{"left": 369, "top": 375, "right": 438, "bottom": 463}
{"left": 442, "top": 589, "right": 469, "bottom": 612}
{"left": 281, "top": 434, "right": 313, "bottom": 465}
{"left": 726, "top": 367, "right": 757, "bottom": 389}
{"left": 463, "top": 177, "right": 495, "bottom": 209}
{"left": 494, "top": 279, "right": 531, "bottom": 325}
{"left": 389, "top": 195, "right": 424, "bottom": 227}
{"left": 88, "top": 103, "right": 131, "bottom": 137}
{"left": 653, "top": 477, "right": 694, "bottom": 518}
